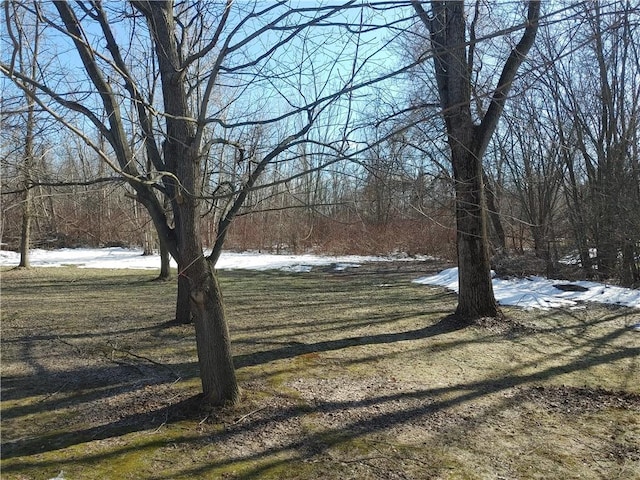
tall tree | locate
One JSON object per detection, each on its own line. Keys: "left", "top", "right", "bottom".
{"left": 4, "top": 1, "right": 42, "bottom": 267}
{"left": 2, "top": 1, "right": 399, "bottom": 405}
{"left": 498, "top": 95, "right": 565, "bottom": 274}
{"left": 537, "top": 1, "right": 640, "bottom": 285}
{"left": 412, "top": 0, "right": 541, "bottom": 319}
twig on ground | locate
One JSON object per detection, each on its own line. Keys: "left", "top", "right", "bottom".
{"left": 152, "top": 409, "right": 170, "bottom": 434}
{"left": 56, "top": 336, "right": 84, "bottom": 355}
{"left": 106, "top": 341, "right": 180, "bottom": 378}
{"left": 233, "top": 406, "right": 267, "bottom": 424}
{"left": 38, "top": 381, "right": 70, "bottom": 403}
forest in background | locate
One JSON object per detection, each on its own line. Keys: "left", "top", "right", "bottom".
{"left": 2, "top": 1, "right": 639, "bottom": 288}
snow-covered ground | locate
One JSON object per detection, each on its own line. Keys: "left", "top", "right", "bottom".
{"left": 0, "top": 247, "right": 395, "bottom": 272}
{"left": 413, "top": 267, "right": 640, "bottom": 310}
{"left": 1, "top": 248, "right": 639, "bottom": 311}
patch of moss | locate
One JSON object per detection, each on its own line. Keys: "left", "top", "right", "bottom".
{"left": 1, "top": 425, "right": 206, "bottom": 480}
{"left": 208, "top": 455, "right": 318, "bottom": 480}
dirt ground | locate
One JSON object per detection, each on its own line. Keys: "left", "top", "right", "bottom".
{"left": 1, "top": 260, "right": 639, "bottom": 479}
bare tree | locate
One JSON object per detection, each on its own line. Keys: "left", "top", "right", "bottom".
{"left": 3, "top": 1, "right": 42, "bottom": 267}
{"left": 497, "top": 94, "right": 565, "bottom": 274}
{"left": 2, "top": 1, "right": 410, "bottom": 405}
{"left": 539, "top": 1, "right": 640, "bottom": 285}
{"left": 412, "top": 0, "right": 541, "bottom": 320}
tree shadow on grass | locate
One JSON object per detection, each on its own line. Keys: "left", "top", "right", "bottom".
{"left": 0, "top": 322, "right": 174, "bottom": 345}
{"left": 2, "top": 275, "right": 159, "bottom": 296}
{"left": 0, "top": 314, "right": 466, "bottom": 460}
{"left": 0, "top": 360, "right": 196, "bottom": 417}
{"left": 3, "top": 333, "right": 637, "bottom": 477}
{"left": 233, "top": 313, "right": 468, "bottom": 368}
{"left": 154, "top": 338, "right": 640, "bottom": 479}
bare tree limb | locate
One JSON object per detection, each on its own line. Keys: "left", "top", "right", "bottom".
{"left": 476, "top": 0, "right": 541, "bottom": 156}
{"left": 1, "top": 176, "right": 124, "bottom": 195}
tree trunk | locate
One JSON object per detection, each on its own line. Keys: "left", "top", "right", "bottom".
{"left": 452, "top": 148, "right": 499, "bottom": 319}
{"left": 413, "top": 0, "right": 539, "bottom": 321}
{"left": 168, "top": 153, "right": 238, "bottom": 403}
{"left": 483, "top": 170, "right": 506, "bottom": 254}
{"left": 189, "top": 258, "right": 239, "bottom": 405}
{"left": 620, "top": 240, "right": 639, "bottom": 287}
{"left": 175, "top": 268, "right": 192, "bottom": 323}
{"left": 141, "top": 1, "right": 239, "bottom": 405}
{"left": 175, "top": 193, "right": 238, "bottom": 402}
{"left": 18, "top": 14, "right": 39, "bottom": 269}
{"left": 18, "top": 114, "right": 34, "bottom": 268}
{"left": 563, "top": 152, "right": 593, "bottom": 276}
{"left": 595, "top": 230, "right": 617, "bottom": 279}
{"left": 18, "top": 188, "right": 32, "bottom": 268}
{"left": 171, "top": 175, "right": 237, "bottom": 402}
{"left": 142, "top": 232, "right": 154, "bottom": 256}
{"left": 18, "top": 126, "right": 33, "bottom": 268}
{"left": 157, "top": 233, "right": 172, "bottom": 281}
{"left": 41, "top": 0, "right": 239, "bottom": 407}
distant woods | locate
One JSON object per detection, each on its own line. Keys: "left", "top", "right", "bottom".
{"left": 2, "top": 1, "right": 638, "bottom": 288}
{"left": 0, "top": 150, "right": 456, "bottom": 257}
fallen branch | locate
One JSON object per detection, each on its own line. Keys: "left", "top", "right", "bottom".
{"left": 232, "top": 406, "right": 267, "bottom": 424}
{"left": 56, "top": 336, "right": 85, "bottom": 355}
{"left": 38, "top": 381, "right": 70, "bottom": 403}
{"left": 106, "top": 342, "right": 180, "bottom": 378}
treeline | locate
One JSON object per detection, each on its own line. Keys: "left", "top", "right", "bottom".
{"left": 0, "top": 149, "right": 457, "bottom": 259}
{"left": 2, "top": 1, "right": 638, "bottom": 287}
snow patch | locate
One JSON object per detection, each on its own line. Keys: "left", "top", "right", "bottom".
{"left": 4, "top": 248, "right": 638, "bottom": 311}
{"left": 413, "top": 267, "right": 640, "bottom": 310}
{"left": 0, "top": 248, "right": 388, "bottom": 272}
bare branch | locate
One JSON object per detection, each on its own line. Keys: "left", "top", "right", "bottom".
{"left": 54, "top": 1, "right": 139, "bottom": 177}
{"left": 1, "top": 176, "right": 123, "bottom": 195}
{"left": 180, "top": 0, "right": 233, "bottom": 70}
{"left": 90, "top": 1, "right": 165, "bottom": 173}
{"left": 476, "top": 0, "right": 541, "bottom": 155}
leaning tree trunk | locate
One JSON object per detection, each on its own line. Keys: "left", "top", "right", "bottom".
{"left": 129, "top": 2, "right": 239, "bottom": 403}
{"left": 48, "top": 0, "right": 239, "bottom": 406}
{"left": 175, "top": 195, "right": 238, "bottom": 404}
{"left": 188, "top": 257, "right": 239, "bottom": 405}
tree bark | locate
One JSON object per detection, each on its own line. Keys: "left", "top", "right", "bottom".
{"left": 17, "top": 9, "right": 40, "bottom": 269}
{"left": 620, "top": 240, "right": 638, "bottom": 287}
{"left": 18, "top": 123, "right": 33, "bottom": 268}
{"left": 140, "top": 1, "right": 238, "bottom": 404}
{"left": 158, "top": 237, "right": 172, "bottom": 281}
{"left": 452, "top": 147, "right": 498, "bottom": 318}
{"left": 147, "top": 227, "right": 172, "bottom": 282}
{"left": 413, "top": 0, "right": 540, "bottom": 320}
{"left": 483, "top": 170, "right": 506, "bottom": 254}
{"left": 188, "top": 258, "right": 239, "bottom": 405}
{"left": 55, "top": 0, "right": 237, "bottom": 403}
{"left": 175, "top": 267, "right": 192, "bottom": 323}
{"left": 18, "top": 183, "right": 32, "bottom": 268}
{"left": 172, "top": 185, "right": 236, "bottom": 402}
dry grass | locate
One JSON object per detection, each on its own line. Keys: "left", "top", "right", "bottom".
{"left": 1, "top": 263, "right": 639, "bottom": 479}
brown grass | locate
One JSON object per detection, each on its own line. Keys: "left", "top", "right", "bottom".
{"left": 1, "top": 263, "right": 639, "bottom": 479}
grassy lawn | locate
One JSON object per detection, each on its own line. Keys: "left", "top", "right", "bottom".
{"left": 1, "top": 264, "right": 639, "bottom": 479}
